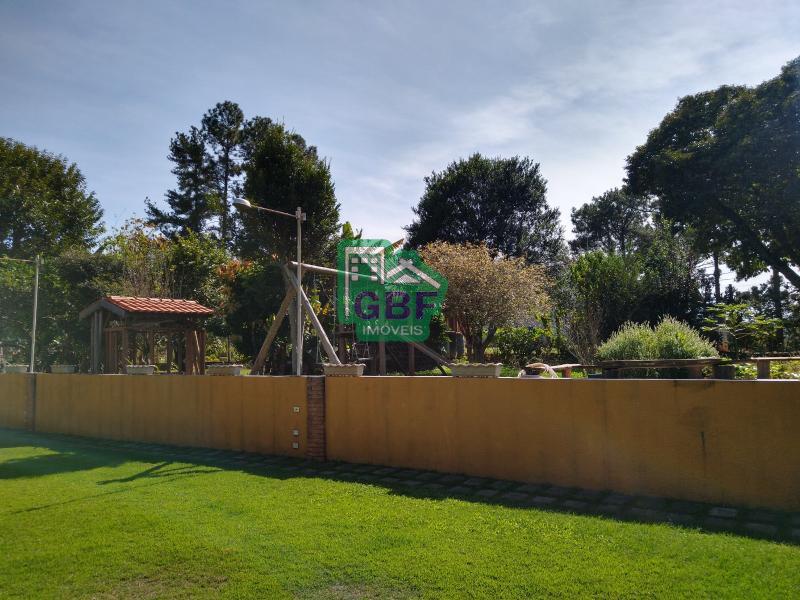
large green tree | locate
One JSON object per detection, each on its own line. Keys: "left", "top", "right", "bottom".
{"left": 0, "top": 138, "right": 103, "bottom": 258}
{"left": 202, "top": 101, "right": 244, "bottom": 244}
{"left": 145, "top": 127, "right": 214, "bottom": 237}
{"left": 236, "top": 120, "right": 340, "bottom": 265}
{"left": 570, "top": 188, "right": 649, "bottom": 254}
{"left": 626, "top": 56, "right": 800, "bottom": 288}
{"left": 147, "top": 101, "right": 245, "bottom": 244}
{"left": 405, "top": 154, "right": 564, "bottom": 268}
{"left": 557, "top": 221, "right": 708, "bottom": 361}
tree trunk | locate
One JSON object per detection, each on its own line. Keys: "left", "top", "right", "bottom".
{"left": 468, "top": 335, "right": 485, "bottom": 362}
{"left": 710, "top": 197, "right": 800, "bottom": 289}
{"left": 713, "top": 251, "right": 721, "bottom": 303}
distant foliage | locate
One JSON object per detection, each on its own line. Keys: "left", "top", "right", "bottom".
{"left": 702, "top": 303, "right": 783, "bottom": 358}
{"left": 597, "top": 317, "right": 717, "bottom": 361}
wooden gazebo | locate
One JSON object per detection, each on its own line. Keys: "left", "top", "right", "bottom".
{"left": 79, "top": 296, "right": 214, "bottom": 374}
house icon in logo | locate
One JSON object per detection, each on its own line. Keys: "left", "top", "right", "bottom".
{"left": 385, "top": 258, "right": 442, "bottom": 288}
{"left": 337, "top": 239, "right": 448, "bottom": 342}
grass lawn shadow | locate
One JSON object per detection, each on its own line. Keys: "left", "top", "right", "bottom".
{"left": 2, "top": 427, "right": 798, "bottom": 546}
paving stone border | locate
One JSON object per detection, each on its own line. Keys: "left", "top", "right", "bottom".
{"left": 3, "top": 427, "right": 798, "bottom": 544}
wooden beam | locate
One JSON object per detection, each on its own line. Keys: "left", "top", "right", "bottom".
{"left": 407, "top": 341, "right": 448, "bottom": 375}
{"left": 284, "top": 267, "right": 341, "bottom": 365}
{"left": 251, "top": 286, "right": 297, "bottom": 374}
{"left": 198, "top": 330, "right": 206, "bottom": 375}
{"left": 288, "top": 260, "right": 378, "bottom": 281}
{"left": 89, "top": 312, "right": 98, "bottom": 373}
{"left": 120, "top": 327, "right": 129, "bottom": 372}
{"left": 598, "top": 358, "right": 723, "bottom": 370}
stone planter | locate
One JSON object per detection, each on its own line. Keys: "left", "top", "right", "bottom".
{"left": 323, "top": 363, "right": 365, "bottom": 377}
{"left": 51, "top": 364, "right": 76, "bottom": 374}
{"left": 206, "top": 364, "right": 244, "bottom": 376}
{"left": 3, "top": 364, "right": 29, "bottom": 373}
{"left": 125, "top": 364, "right": 155, "bottom": 375}
{"left": 448, "top": 363, "right": 502, "bottom": 378}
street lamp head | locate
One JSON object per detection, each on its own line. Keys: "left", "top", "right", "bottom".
{"left": 233, "top": 198, "right": 253, "bottom": 211}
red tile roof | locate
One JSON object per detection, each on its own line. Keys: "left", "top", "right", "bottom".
{"left": 106, "top": 296, "right": 214, "bottom": 316}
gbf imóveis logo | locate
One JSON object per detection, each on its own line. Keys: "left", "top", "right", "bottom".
{"left": 337, "top": 239, "right": 448, "bottom": 342}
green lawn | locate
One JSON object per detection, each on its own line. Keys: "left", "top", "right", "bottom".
{"left": 1, "top": 429, "right": 798, "bottom": 598}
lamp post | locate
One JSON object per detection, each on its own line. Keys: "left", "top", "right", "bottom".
{"left": 234, "top": 198, "right": 307, "bottom": 375}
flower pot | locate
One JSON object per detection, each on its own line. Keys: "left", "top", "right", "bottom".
{"left": 125, "top": 364, "right": 155, "bottom": 375}
{"left": 206, "top": 364, "right": 244, "bottom": 376}
{"left": 3, "top": 364, "right": 29, "bottom": 373}
{"left": 448, "top": 363, "right": 503, "bottom": 378}
{"left": 323, "top": 363, "right": 365, "bottom": 377}
{"left": 51, "top": 364, "right": 76, "bottom": 374}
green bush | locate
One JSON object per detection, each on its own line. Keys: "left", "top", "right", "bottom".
{"left": 652, "top": 317, "right": 718, "bottom": 359}
{"left": 495, "top": 326, "right": 558, "bottom": 367}
{"left": 597, "top": 317, "right": 717, "bottom": 361}
{"left": 595, "top": 322, "right": 654, "bottom": 361}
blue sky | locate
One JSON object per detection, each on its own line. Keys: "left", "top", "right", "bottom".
{"left": 1, "top": 0, "right": 798, "bottom": 277}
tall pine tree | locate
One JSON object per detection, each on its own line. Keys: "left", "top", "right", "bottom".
{"left": 202, "top": 101, "right": 244, "bottom": 245}
{"left": 146, "top": 127, "right": 214, "bottom": 237}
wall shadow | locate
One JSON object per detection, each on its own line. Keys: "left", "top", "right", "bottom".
{"left": 1, "top": 427, "right": 797, "bottom": 546}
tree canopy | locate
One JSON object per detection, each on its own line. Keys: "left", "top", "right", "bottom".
{"left": 626, "top": 56, "right": 800, "bottom": 288}
{"left": 145, "top": 127, "right": 214, "bottom": 238}
{"left": 202, "top": 101, "right": 244, "bottom": 244}
{"left": 570, "top": 188, "right": 649, "bottom": 254}
{"left": 236, "top": 120, "right": 340, "bottom": 266}
{"left": 406, "top": 154, "right": 564, "bottom": 268}
{"left": 0, "top": 137, "right": 103, "bottom": 258}
{"left": 147, "top": 101, "right": 245, "bottom": 244}
{"left": 419, "top": 241, "right": 550, "bottom": 361}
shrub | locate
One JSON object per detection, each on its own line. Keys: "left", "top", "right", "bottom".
{"left": 653, "top": 317, "right": 718, "bottom": 359}
{"left": 595, "top": 322, "right": 654, "bottom": 361}
{"left": 495, "top": 326, "right": 558, "bottom": 367}
{"left": 597, "top": 317, "right": 717, "bottom": 361}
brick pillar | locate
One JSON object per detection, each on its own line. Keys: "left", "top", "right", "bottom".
{"left": 306, "top": 376, "right": 326, "bottom": 461}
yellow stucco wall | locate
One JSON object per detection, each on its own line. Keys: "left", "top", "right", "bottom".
{"left": 326, "top": 377, "right": 800, "bottom": 510}
{"left": 0, "top": 373, "right": 31, "bottom": 429}
{"left": 31, "top": 374, "right": 306, "bottom": 457}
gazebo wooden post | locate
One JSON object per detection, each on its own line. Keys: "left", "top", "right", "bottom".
{"left": 121, "top": 326, "right": 130, "bottom": 370}
{"left": 89, "top": 311, "right": 103, "bottom": 373}
{"left": 198, "top": 328, "right": 206, "bottom": 374}
{"left": 146, "top": 331, "right": 155, "bottom": 366}
{"left": 166, "top": 335, "right": 173, "bottom": 373}
{"left": 175, "top": 332, "right": 186, "bottom": 373}
{"left": 184, "top": 329, "right": 194, "bottom": 374}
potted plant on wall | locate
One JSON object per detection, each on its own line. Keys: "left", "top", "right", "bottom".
{"left": 125, "top": 364, "right": 156, "bottom": 375}
{"left": 322, "top": 363, "right": 365, "bottom": 376}
{"left": 448, "top": 362, "right": 503, "bottom": 378}
{"left": 206, "top": 364, "right": 244, "bottom": 376}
